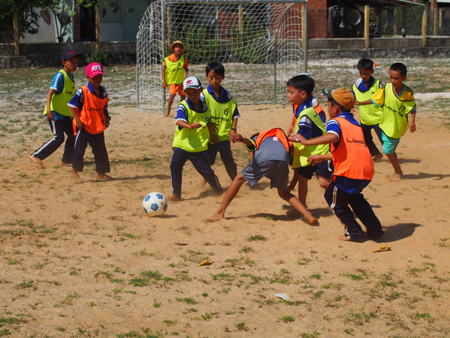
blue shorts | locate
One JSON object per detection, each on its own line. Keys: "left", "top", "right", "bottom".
{"left": 380, "top": 130, "right": 400, "bottom": 155}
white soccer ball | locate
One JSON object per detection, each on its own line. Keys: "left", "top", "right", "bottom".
{"left": 143, "top": 192, "right": 167, "bottom": 216}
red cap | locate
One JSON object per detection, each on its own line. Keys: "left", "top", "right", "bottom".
{"left": 85, "top": 62, "right": 105, "bottom": 78}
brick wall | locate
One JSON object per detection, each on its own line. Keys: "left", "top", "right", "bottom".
{"left": 307, "top": 0, "right": 328, "bottom": 39}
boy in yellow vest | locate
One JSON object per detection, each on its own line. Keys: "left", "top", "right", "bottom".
{"left": 356, "top": 62, "right": 416, "bottom": 181}
{"left": 169, "top": 77, "right": 223, "bottom": 201}
{"left": 296, "top": 88, "right": 384, "bottom": 241}
{"left": 201, "top": 62, "right": 239, "bottom": 182}
{"left": 286, "top": 74, "right": 332, "bottom": 216}
{"left": 29, "top": 50, "right": 82, "bottom": 167}
{"left": 68, "top": 63, "right": 112, "bottom": 183}
{"left": 352, "top": 58, "right": 384, "bottom": 161}
{"left": 208, "top": 128, "right": 317, "bottom": 224}
{"left": 162, "top": 41, "right": 188, "bottom": 117}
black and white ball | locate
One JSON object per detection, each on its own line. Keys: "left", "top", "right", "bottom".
{"left": 143, "top": 192, "right": 167, "bottom": 216}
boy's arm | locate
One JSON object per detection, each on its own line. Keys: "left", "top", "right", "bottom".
{"left": 290, "top": 133, "right": 338, "bottom": 146}
{"left": 45, "top": 89, "right": 57, "bottom": 121}
{"left": 288, "top": 114, "right": 296, "bottom": 135}
{"left": 176, "top": 119, "right": 202, "bottom": 130}
{"left": 207, "top": 122, "right": 218, "bottom": 144}
{"left": 69, "top": 107, "right": 83, "bottom": 129}
{"left": 230, "top": 118, "right": 239, "bottom": 143}
{"left": 184, "top": 58, "right": 189, "bottom": 78}
{"left": 307, "top": 153, "right": 333, "bottom": 165}
{"left": 162, "top": 64, "right": 167, "bottom": 89}
{"left": 355, "top": 99, "right": 373, "bottom": 106}
{"left": 104, "top": 108, "right": 111, "bottom": 128}
{"left": 408, "top": 112, "right": 416, "bottom": 133}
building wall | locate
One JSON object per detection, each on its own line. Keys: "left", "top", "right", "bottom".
{"left": 307, "top": 0, "right": 328, "bottom": 39}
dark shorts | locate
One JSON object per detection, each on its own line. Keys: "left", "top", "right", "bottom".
{"left": 297, "top": 160, "right": 333, "bottom": 180}
{"left": 241, "top": 159, "right": 289, "bottom": 191}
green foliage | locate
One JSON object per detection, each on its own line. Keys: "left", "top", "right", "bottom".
{"left": 176, "top": 23, "right": 224, "bottom": 64}
{"left": 85, "top": 47, "right": 109, "bottom": 65}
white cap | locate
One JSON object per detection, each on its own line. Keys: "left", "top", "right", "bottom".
{"left": 183, "top": 76, "right": 202, "bottom": 91}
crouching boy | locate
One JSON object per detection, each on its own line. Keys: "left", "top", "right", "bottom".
{"left": 208, "top": 128, "right": 317, "bottom": 224}
{"left": 295, "top": 88, "right": 384, "bottom": 241}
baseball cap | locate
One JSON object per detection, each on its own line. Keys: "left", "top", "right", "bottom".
{"left": 61, "top": 50, "right": 82, "bottom": 61}
{"left": 322, "top": 87, "right": 355, "bottom": 110}
{"left": 183, "top": 76, "right": 202, "bottom": 91}
{"left": 86, "top": 62, "right": 105, "bottom": 78}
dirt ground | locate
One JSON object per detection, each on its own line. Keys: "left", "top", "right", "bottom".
{"left": 0, "top": 58, "right": 449, "bottom": 337}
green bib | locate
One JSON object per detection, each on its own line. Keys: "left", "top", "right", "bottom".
{"left": 292, "top": 107, "right": 330, "bottom": 168}
{"left": 44, "top": 70, "right": 75, "bottom": 117}
{"left": 202, "top": 88, "right": 237, "bottom": 143}
{"left": 164, "top": 55, "right": 185, "bottom": 85}
{"left": 172, "top": 100, "right": 211, "bottom": 153}
{"left": 352, "top": 79, "right": 382, "bottom": 126}
{"left": 379, "top": 83, "right": 416, "bottom": 139}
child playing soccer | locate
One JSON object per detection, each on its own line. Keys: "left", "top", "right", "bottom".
{"left": 68, "top": 63, "right": 112, "bottom": 183}
{"left": 356, "top": 62, "right": 416, "bottom": 181}
{"left": 286, "top": 74, "right": 332, "bottom": 212}
{"left": 352, "top": 58, "right": 384, "bottom": 161}
{"left": 169, "top": 76, "right": 223, "bottom": 201}
{"left": 201, "top": 62, "right": 240, "bottom": 182}
{"left": 162, "top": 41, "right": 188, "bottom": 117}
{"left": 295, "top": 87, "right": 384, "bottom": 241}
{"left": 208, "top": 128, "right": 317, "bottom": 225}
{"left": 29, "top": 50, "right": 82, "bottom": 167}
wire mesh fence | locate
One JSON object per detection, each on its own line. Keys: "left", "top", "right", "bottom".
{"left": 136, "top": 0, "right": 306, "bottom": 113}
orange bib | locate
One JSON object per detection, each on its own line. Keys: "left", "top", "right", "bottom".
{"left": 255, "top": 128, "right": 291, "bottom": 152}
{"left": 75, "top": 86, "right": 109, "bottom": 135}
{"left": 331, "top": 117, "right": 374, "bottom": 181}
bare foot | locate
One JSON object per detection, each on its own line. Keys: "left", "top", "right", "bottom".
{"left": 164, "top": 112, "right": 170, "bottom": 117}
{"left": 305, "top": 215, "right": 318, "bottom": 225}
{"left": 391, "top": 172, "right": 403, "bottom": 182}
{"left": 373, "top": 153, "right": 383, "bottom": 162}
{"left": 198, "top": 178, "right": 207, "bottom": 188}
{"left": 338, "top": 234, "right": 364, "bottom": 242}
{"left": 96, "top": 174, "right": 113, "bottom": 181}
{"left": 72, "top": 169, "right": 83, "bottom": 183}
{"left": 208, "top": 212, "right": 224, "bottom": 221}
{"left": 29, "top": 155, "right": 43, "bottom": 166}
{"left": 167, "top": 194, "right": 181, "bottom": 201}
{"left": 60, "top": 161, "right": 71, "bottom": 166}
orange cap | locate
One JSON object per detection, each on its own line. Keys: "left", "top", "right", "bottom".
{"left": 322, "top": 87, "right": 355, "bottom": 110}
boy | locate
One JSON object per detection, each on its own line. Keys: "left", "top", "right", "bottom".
{"left": 29, "top": 50, "right": 82, "bottom": 167}
{"left": 162, "top": 41, "right": 188, "bottom": 117}
{"left": 357, "top": 63, "right": 416, "bottom": 181}
{"left": 286, "top": 74, "right": 332, "bottom": 211}
{"left": 295, "top": 87, "right": 384, "bottom": 241}
{"left": 169, "top": 76, "right": 223, "bottom": 201}
{"left": 352, "top": 58, "right": 384, "bottom": 161}
{"left": 208, "top": 128, "right": 317, "bottom": 225}
{"left": 201, "top": 62, "right": 240, "bottom": 182}
{"left": 68, "top": 63, "right": 112, "bottom": 183}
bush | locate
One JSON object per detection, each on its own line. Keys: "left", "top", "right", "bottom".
{"left": 85, "top": 47, "right": 109, "bottom": 65}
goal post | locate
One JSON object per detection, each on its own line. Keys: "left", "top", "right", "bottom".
{"left": 136, "top": 0, "right": 308, "bottom": 113}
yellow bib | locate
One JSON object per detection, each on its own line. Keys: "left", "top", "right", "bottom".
{"left": 44, "top": 70, "right": 75, "bottom": 117}
{"left": 164, "top": 55, "right": 185, "bottom": 85}
{"left": 202, "top": 88, "right": 237, "bottom": 143}
{"left": 353, "top": 79, "right": 382, "bottom": 126}
{"left": 292, "top": 107, "right": 330, "bottom": 168}
{"left": 172, "top": 100, "right": 211, "bottom": 153}
{"left": 379, "top": 83, "right": 416, "bottom": 139}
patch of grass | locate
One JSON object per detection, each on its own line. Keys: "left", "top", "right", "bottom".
{"left": 175, "top": 297, "right": 197, "bottom": 305}
{"left": 247, "top": 234, "right": 266, "bottom": 242}
{"left": 299, "top": 331, "right": 321, "bottom": 338}
{"left": 343, "top": 306, "right": 376, "bottom": 325}
{"left": 235, "top": 321, "right": 248, "bottom": 331}
{"left": 279, "top": 316, "right": 295, "bottom": 323}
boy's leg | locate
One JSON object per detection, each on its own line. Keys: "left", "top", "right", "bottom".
{"left": 188, "top": 151, "right": 223, "bottom": 194}
{"left": 61, "top": 116, "right": 75, "bottom": 165}
{"left": 164, "top": 93, "right": 177, "bottom": 117}
{"left": 381, "top": 131, "right": 402, "bottom": 181}
{"left": 287, "top": 169, "right": 298, "bottom": 193}
{"left": 218, "top": 141, "right": 237, "bottom": 180}
{"left": 200, "top": 144, "right": 218, "bottom": 187}
{"left": 349, "top": 192, "right": 384, "bottom": 239}
{"left": 208, "top": 173, "right": 246, "bottom": 220}
{"left": 297, "top": 175, "right": 308, "bottom": 206}
{"left": 361, "top": 124, "right": 381, "bottom": 159}
{"left": 169, "top": 148, "right": 189, "bottom": 199}
{"left": 324, "top": 182, "right": 365, "bottom": 240}
{"left": 278, "top": 189, "right": 318, "bottom": 224}
{"left": 89, "top": 132, "right": 111, "bottom": 179}
{"left": 72, "top": 128, "right": 89, "bottom": 182}
{"left": 30, "top": 118, "right": 65, "bottom": 163}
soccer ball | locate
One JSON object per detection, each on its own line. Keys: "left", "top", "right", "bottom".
{"left": 143, "top": 192, "right": 167, "bottom": 216}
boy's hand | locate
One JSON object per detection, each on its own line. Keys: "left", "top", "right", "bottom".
{"left": 287, "top": 126, "right": 294, "bottom": 135}
{"left": 230, "top": 131, "right": 240, "bottom": 143}
{"left": 408, "top": 120, "right": 416, "bottom": 133}
{"left": 190, "top": 122, "right": 202, "bottom": 129}
{"left": 207, "top": 122, "right": 218, "bottom": 133}
{"left": 162, "top": 83, "right": 167, "bottom": 89}
{"left": 105, "top": 117, "right": 110, "bottom": 128}
{"left": 307, "top": 155, "right": 325, "bottom": 165}
{"left": 289, "top": 134, "right": 307, "bottom": 144}
{"left": 75, "top": 119, "right": 83, "bottom": 130}
{"left": 47, "top": 110, "right": 55, "bottom": 121}
{"left": 354, "top": 101, "right": 360, "bottom": 106}
{"left": 210, "top": 134, "right": 218, "bottom": 144}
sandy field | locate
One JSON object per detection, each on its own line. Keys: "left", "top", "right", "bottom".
{"left": 1, "top": 59, "right": 450, "bottom": 337}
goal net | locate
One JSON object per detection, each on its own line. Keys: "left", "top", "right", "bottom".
{"left": 137, "top": 0, "right": 307, "bottom": 113}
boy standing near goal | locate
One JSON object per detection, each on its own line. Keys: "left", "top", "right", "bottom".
{"left": 162, "top": 41, "right": 188, "bottom": 117}
{"left": 169, "top": 76, "right": 223, "bottom": 201}
{"left": 29, "top": 50, "right": 82, "bottom": 167}
{"left": 201, "top": 62, "right": 240, "bottom": 182}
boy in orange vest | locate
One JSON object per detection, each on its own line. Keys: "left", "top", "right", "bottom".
{"left": 68, "top": 63, "right": 112, "bottom": 183}
{"left": 162, "top": 41, "right": 188, "bottom": 117}
{"left": 294, "top": 88, "right": 384, "bottom": 241}
{"left": 208, "top": 128, "right": 317, "bottom": 224}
